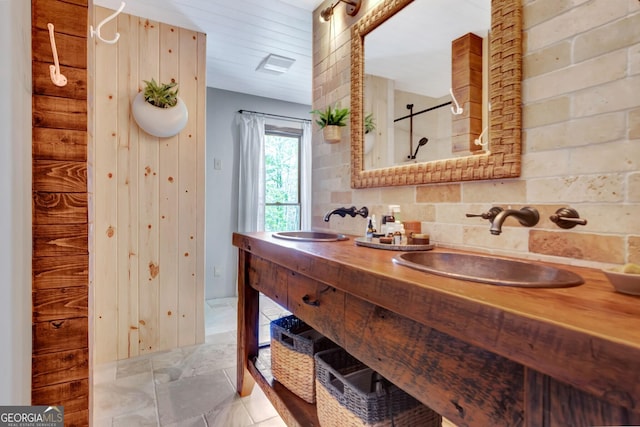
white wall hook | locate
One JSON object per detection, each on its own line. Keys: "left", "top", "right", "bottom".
{"left": 474, "top": 126, "right": 489, "bottom": 146}
{"left": 90, "top": 1, "right": 125, "bottom": 44}
{"left": 47, "top": 23, "right": 67, "bottom": 87}
{"left": 449, "top": 88, "right": 463, "bottom": 115}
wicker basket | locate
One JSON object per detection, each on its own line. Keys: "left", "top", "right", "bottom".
{"left": 270, "top": 315, "right": 336, "bottom": 403}
{"left": 315, "top": 348, "right": 442, "bottom": 427}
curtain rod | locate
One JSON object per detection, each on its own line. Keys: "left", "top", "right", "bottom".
{"left": 393, "top": 101, "right": 452, "bottom": 123}
{"left": 238, "top": 109, "right": 311, "bottom": 123}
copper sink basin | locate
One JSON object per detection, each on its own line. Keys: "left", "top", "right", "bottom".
{"left": 393, "top": 252, "right": 584, "bottom": 288}
{"left": 272, "top": 231, "right": 348, "bottom": 242}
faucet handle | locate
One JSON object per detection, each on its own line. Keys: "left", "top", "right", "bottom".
{"left": 466, "top": 207, "right": 503, "bottom": 220}
{"left": 550, "top": 208, "right": 587, "bottom": 229}
{"left": 356, "top": 206, "right": 369, "bottom": 218}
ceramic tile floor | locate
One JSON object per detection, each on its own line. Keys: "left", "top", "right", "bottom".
{"left": 93, "top": 295, "right": 291, "bottom": 427}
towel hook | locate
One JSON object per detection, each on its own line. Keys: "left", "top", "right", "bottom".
{"left": 474, "top": 126, "right": 489, "bottom": 146}
{"left": 474, "top": 102, "right": 491, "bottom": 146}
{"left": 90, "top": 1, "right": 125, "bottom": 44}
{"left": 47, "top": 23, "right": 67, "bottom": 87}
{"left": 449, "top": 88, "right": 463, "bottom": 115}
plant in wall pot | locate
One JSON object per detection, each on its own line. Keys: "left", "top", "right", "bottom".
{"left": 132, "top": 78, "right": 188, "bottom": 138}
{"left": 311, "top": 104, "right": 349, "bottom": 143}
{"left": 364, "top": 113, "right": 376, "bottom": 154}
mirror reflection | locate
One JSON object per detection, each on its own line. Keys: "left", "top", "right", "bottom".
{"left": 363, "top": 0, "right": 491, "bottom": 170}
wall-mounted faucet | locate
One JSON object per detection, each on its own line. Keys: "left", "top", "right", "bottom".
{"left": 324, "top": 206, "right": 369, "bottom": 222}
{"left": 489, "top": 207, "right": 539, "bottom": 235}
{"left": 467, "top": 206, "right": 540, "bottom": 235}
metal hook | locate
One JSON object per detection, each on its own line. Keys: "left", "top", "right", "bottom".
{"left": 474, "top": 126, "right": 489, "bottom": 146}
{"left": 449, "top": 88, "right": 463, "bottom": 115}
{"left": 90, "top": 1, "right": 125, "bottom": 44}
{"left": 47, "top": 23, "right": 67, "bottom": 87}
{"left": 474, "top": 102, "right": 491, "bottom": 146}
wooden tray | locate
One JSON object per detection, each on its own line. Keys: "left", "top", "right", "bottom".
{"left": 354, "top": 237, "right": 434, "bottom": 251}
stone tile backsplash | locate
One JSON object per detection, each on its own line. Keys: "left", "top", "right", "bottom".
{"left": 312, "top": 0, "right": 639, "bottom": 267}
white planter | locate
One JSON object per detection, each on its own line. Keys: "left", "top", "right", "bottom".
{"left": 131, "top": 92, "right": 188, "bottom": 138}
{"left": 364, "top": 132, "right": 375, "bottom": 154}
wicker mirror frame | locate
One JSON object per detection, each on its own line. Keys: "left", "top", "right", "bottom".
{"left": 350, "top": 0, "right": 522, "bottom": 188}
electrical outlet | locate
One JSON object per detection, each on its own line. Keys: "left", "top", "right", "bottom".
{"left": 213, "top": 266, "right": 222, "bottom": 277}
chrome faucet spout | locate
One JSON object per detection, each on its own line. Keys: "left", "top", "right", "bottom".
{"left": 323, "top": 206, "right": 369, "bottom": 222}
{"left": 490, "top": 207, "right": 539, "bottom": 235}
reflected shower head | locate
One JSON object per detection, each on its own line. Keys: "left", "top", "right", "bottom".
{"left": 408, "top": 137, "right": 429, "bottom": 159}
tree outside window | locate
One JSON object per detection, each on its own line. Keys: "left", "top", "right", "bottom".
{"left": 264, "top": 127, "right": 301, "bottom": 231}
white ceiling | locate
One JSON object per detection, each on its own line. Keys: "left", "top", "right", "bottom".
{"left": 93, "top": 0, "right": 490, "bottom": 105}
{"left": 94, "top": 0, "right": 325, "bottom": 105}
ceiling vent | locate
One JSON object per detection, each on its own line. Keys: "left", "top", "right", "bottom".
{"left": 256, "top": 54, "right": 296, "bottom": 75}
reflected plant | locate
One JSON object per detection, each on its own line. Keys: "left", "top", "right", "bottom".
{"left": 365, "top": 113, "right": 376, "bottom": 134}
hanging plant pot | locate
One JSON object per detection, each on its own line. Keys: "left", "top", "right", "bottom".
{"left": 364, "top": 132, "right": 375, "bottom": 154}
{"left": 322, "top": 125, "right": 342, "bottom": 144}
{"left": 131, "top": 92, "right": 188, "bottom": 138}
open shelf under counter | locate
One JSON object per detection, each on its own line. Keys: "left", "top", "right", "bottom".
{"left": 248, "top": 347, "right": 320, "bottom": 426}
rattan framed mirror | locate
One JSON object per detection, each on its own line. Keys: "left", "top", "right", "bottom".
{"left": 350, "top": 0, "right": 522, "bottom": 188}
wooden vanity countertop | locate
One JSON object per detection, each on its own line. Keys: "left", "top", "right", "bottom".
{"left": 233, "top": 231, "right": 640, "bottom": 407}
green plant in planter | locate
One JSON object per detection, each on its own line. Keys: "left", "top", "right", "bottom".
{"left": 310, "top": 104, "right": 350, "bottom": 128}
{"left": 143, "top": 78, "right": 179, "bottom": 108}
{"left": 364, "top": 113, "right": 376, "bottom": 134}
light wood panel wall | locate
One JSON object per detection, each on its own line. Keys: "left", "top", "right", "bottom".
{"left": 92, "top": 7, "right": 206, "bottom": 363}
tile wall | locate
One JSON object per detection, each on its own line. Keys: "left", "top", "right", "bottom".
{"left": 311, "top": 0, "right": 640, "bottom": 268}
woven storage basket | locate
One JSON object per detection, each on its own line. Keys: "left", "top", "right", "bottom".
{"left": 270, "top": 315, "right": 336, "bottom": 403}
{"left": 315, "top": 348, "right": 442, "bottom": 427}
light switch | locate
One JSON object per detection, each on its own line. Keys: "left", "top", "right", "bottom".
{"left": 214, "top": 158, "right": 222, "bottom": 170}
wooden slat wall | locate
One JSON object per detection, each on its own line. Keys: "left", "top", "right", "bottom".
{"left": 451, "top": 32, "right": 484, "bottom": 153}
{"left": 31, "top": 0, "right": 89, "bottom": 425}
{"left": 92, "top": 7, "right": 206, "bottom": 363}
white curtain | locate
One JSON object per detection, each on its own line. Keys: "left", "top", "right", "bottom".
{"left": 300, "top": 121, "right": 312, "bottom": 230}
{"left": 236, "top": 113, "right": 266, "bottom": 232}
{"left": 237, "top": 112, "right": 312, "bottom": 232}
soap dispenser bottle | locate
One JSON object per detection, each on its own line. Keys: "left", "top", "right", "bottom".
{"left": 366, "top": 217, "right": 375, "bottom": 240}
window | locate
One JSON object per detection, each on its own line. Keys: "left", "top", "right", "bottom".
{"left": 237, "top": 112, "right": 310, "bottom": 233}
{"left": 264, "top": 126, "right": 301, "bottom": 231}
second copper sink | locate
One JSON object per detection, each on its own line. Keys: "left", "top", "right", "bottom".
{"left": 393, "top": 251, "right": 584, "bottom": 288}
{"left": 272, "top": 231, "right": 348, "bottom": 242}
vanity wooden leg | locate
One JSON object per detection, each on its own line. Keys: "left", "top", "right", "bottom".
{"left": 237, "top": 250, "right": 259, "bottom": 396}
{"left": 524, "top": 368, "right": 640, "bottom": 427}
